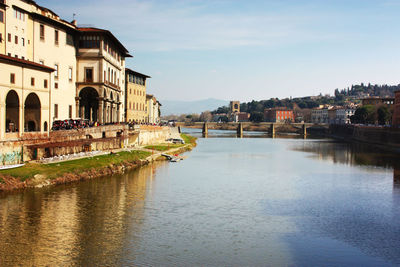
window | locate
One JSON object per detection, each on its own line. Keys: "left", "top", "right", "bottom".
{"left": 10, "top": 73, "right": 15, "bottom": 84}
{"left": 54, "top": 64, "right": 58, "bottom": 78}
{"left": 54, "top": 30, "right": 59, "bottom": 45}
{"left": 13, "top": 9, "right": 25, "bottom": 21}
{"left": 8, "top": 33, "right": 11, "bottom": 42}
{"left": 31, "top": 77, "right": 35, "bottom": 86}
{"left": 85, "top": 68, "right": 93, "bottom": 82}
{"left": 44, "top": 79, "right": 48, "bottom": 88}
{"left": 104, "top": 71, "right": 106, "bottom": 82}
{"left": 54, "top": 104, "right": 58, "bottom": 118}
{"left": 40, "top": 24, "right": 45, "bottom": 41}
{"left": 68, "top": 67, "right": 72, "bottom": 81}
{"left": 54, "top": 82, "right": 58, "bottom": 89}
{"left": 69, "top": 105, "right": 72, "bottom": 118}
{"left": 0, "top": 10, "right": 3, "bottom": 23}
{"left": 22, "top": 38, "right": 25, "bottom": 46}
{"left": 78, "top": 35, "right": 100, "bottom": 48}
{"left": 15, "top": 36, "right": 18, "bottom": 44}
{"left": 0, "top": 33, "right": 2, "bottom": 43}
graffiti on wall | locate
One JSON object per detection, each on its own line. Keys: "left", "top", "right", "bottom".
{"left": 0, "top": 150, "right": 22, "bottom": 165}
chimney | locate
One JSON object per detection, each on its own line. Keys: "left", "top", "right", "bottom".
{"left": 71, "top": 20, "right": 77, "bottom": 26}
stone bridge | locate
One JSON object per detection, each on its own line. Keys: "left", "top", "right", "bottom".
{"left": 176, "top": 122, "right": 328, "bottom": 137}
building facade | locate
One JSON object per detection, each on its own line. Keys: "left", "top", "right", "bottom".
{"left": 146, "top": 94, "right": 161, "bottom": 124}
{"left": 264, "top": 108, "right": 294, "bottom": 123}
{"left": 76, "top": 27, "right": 131, "bottom": 124}
{"left": 125, "top": 68, "right": 150, "bottom": 123}
{"left": 311, "top": 108, "right": 329, "bottom": 124}
{"left": 230, "top": 101, "right": 240, "bottom": 113}
{"left": 392, "top": 91, "right": 400, "bottom": 126}
{"left": 0, "top": 54, "right": 53, "bottom": 139}
{"left": 362, "top": 97, "right": 394, "bottom": 107}
{"left": 2, "top": 0, "right": 77, "bottom": 123}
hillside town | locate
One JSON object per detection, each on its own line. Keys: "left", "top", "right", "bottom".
{"left": 192, "top": 91, "right": 400, "bottom": 127}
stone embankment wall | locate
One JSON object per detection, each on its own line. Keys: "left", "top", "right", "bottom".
{"left": 0, "top": 126, "right": 180, "bottom": 164}
{"left": 330, "top": 124, "right": 400, "bottom": 151}
{"left": 132, "top": 126, "right": 180, "bottom": 147}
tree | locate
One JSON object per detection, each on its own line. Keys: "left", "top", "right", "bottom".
{"left": 200, "top": 111, "right": 212, "bottom": 122}
{"left": 250, "top": 112, "right": 264, "bottom": 122}
{"left": 377, "top": 106, "right": 391, "bottom": 125}
{"left": 212, "top": 106, "right": 229, "bottom": 114}
{"left": 351, "top": 105, "right": 376, "bottom": 124}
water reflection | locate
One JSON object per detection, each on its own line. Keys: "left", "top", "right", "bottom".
{"left": 1, "top": 134, "right": 400, "bottom": 266}
{"left": 394, "top": 168, "right": 400, "bottom": 188}
{"left": 0, "top": 162, "right": 164, "bottom": 266}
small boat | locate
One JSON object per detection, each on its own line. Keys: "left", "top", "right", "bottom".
{"left": 0, "top": 163, "right": 25, "bottom": 170}
{"left": 161, "top": 153, "right": 183, "bottom": 162}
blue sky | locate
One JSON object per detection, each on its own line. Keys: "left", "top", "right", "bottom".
{"left": 41, "top": 0, "right": 400, "bottom": 101}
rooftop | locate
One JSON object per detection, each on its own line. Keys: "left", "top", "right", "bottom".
{"left": 0, "top": 54, "right": 54, "bottom": 72}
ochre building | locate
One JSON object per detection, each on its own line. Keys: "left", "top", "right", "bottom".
{"left": 125, "top": 68, "right": 150, "bottom": 123}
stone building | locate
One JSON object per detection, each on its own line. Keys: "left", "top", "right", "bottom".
{"left": 230, "top": 101, "right": 240, "bottom": 113}
{"left": 0, "top": 54, "right": 53, "bottom": 138}
{"left": 2, "top": 0, "right": 77, "bottom": 122}
{"left": 362, "top": 97, "right": 394, "bottom": 107}
{"left": 392, "top": 91, "right": 400, "bottom": 126}
{"left": 76, "top": 27, "right": 131, "bottom": 124}
{"left": 264, "top": 108, "right": 294, "bottom": 123}
{"left": 125, "top": 68, "right": 150, "bottom": 123}
{"left": 146, "top": 94, "right": 161, "bottom": 124}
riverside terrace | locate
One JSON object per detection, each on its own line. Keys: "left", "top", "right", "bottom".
{"left": 0, "top": 125, "right": 180, "bottom": 166}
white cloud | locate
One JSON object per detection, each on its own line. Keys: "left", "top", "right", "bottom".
{"left": 47, "top": 0, "right": 341, "bottom": 52}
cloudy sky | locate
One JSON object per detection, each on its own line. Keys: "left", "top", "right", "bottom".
{"left": 41, "top": 0, "right": 400, "bottom": 101}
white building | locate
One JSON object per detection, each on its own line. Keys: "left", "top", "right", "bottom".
{"left": 3, "top": 0, "right": 77, "bottom": 123}
{"left": 311, "top": 108, "right": 329, "bottom": 124}
{"left": 334, "top": 108, "right": 355, "bottom": 124}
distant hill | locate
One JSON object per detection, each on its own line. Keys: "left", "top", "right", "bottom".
{"left": 160, "top": 98, "right": 228, "bottom": 115}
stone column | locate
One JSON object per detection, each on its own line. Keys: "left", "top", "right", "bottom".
{"left": 117, "top": 104, "right": 120, "bottom": 123}
{"left": 237, "top": 123, "right": 243, "bottom": 138}
{"left": 270, "top": 123, "right": 275, "bottom": 138}
{"left": 75, "top": 97, "right": 81, "bottom": 119}
{"left": 110, "top": 103, "right": 113, "bottom": 123}
{"left": 0, "top": 102, "right": 5, "bottom": 140}
{"left": 202, "top": 122, "right": 208, "bottom": 138}
{"left": 19, "top": 102, "right": 24, "bottom": 134}
{"left": 98, "top": 99, "right": 104, "bottom": 124}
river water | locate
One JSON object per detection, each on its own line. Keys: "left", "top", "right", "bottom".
{"left": 1, "top": 129, "right": 400, "bottom": 266}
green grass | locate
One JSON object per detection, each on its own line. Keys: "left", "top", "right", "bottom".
{"left": 145, "top": 144, "right": 184, "bottom": 151}
{"left": 0, "top": 150, "right": 151, "bottom": 181}
{"left": 181, "top": 133, "right": 197, "bottom": 145}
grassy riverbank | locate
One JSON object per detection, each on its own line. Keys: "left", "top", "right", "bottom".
{"left": 0, "top": 150, "right": 151, "bottom": 182}
{"left": 145, "top": 133, "right": 197, "bottom": 152}
{"left": 0, "top": 133, "right": 197, "bottom": 192}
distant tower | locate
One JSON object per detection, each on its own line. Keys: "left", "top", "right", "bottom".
{"left": 230, "top": 101, "right": 240, "bottom": 113}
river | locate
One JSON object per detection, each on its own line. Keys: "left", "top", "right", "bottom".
{"left": 0, "top": 128, "right": 399, "bottom": 266}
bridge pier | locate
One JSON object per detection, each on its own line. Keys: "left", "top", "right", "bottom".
{"left": 237, "top": 123, "right": 243, "bottom": 138}
{"left": 270, "top": 123, "right": 275, "bottom": 138}
{"left": 302, "top": 124, "right": 307, "bottom": 137}
{"left": 202, "top": 122, "right": 208, "bottom": 137}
